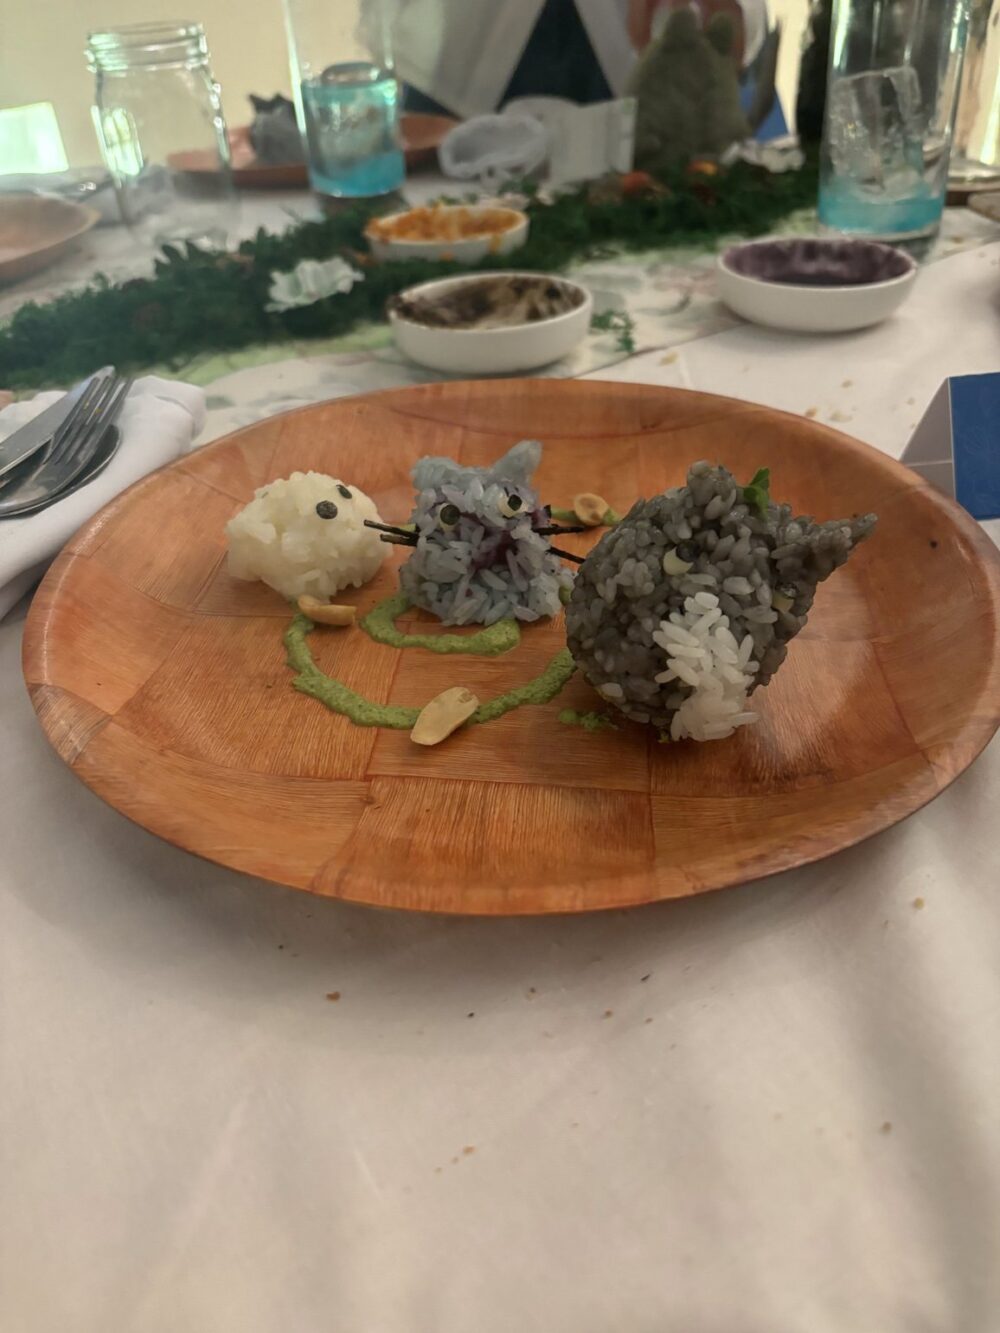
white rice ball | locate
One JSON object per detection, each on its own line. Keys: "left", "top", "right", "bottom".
{"left": 226, "top": 471, "right": 388, "bottom": 599}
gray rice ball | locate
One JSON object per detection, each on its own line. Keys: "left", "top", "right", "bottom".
{"left": 565, "top": 461, "right": 876, "bottom": 736}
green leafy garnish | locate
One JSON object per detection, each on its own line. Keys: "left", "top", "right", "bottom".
{"left": 742, "top": 467, "right": 771, "bottom": 519}
{"left": 558, "top": 708, "right": 618, "bottom": 732}
{"left": 0, "top": 155, "right": 819, "bottom": 390}
{"left": 590, "top": 309, "right": 636, "bottom": 354}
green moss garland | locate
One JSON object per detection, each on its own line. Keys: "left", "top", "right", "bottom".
{"left": 0, "top": 160, "right": 817, "bottom": 389}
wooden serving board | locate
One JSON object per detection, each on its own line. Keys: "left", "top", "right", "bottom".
{"left": 167, "top": 114, "right": 459, "bottom": 188}
{"left": 22, "top": 381, "right": 1000, "bottom": 914}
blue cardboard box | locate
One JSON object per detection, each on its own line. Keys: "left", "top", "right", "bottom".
{"left": 901, "top": 373, "right": 1000, "bottom": 521}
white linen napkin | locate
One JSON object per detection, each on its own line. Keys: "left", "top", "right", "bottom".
{"left": 0, "top": 375, "right": 206, "bottom": 620}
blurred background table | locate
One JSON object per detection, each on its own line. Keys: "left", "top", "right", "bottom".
{"left": 4, "top": 180, "right": 998, "bottom": 441}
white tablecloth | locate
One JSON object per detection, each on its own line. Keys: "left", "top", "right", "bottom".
{"left": 2, "top": 199, "right": 999, "bottom": 1333}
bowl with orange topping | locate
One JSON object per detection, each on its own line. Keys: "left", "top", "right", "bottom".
{"left": 364, "top": 203, "right": 529, "bottom": 264}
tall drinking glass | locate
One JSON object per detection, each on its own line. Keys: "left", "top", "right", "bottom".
{"left": 818, "top": 0, "right": 971, "bottom": 242}
{"left": 281, "top": 0, "right": 405, "bottom": 201}
{"left": 87, "top": 22, "right": 237, "bottom": 250}
{"left": 950, "top": 0, "right": 1000, "bottom": 186}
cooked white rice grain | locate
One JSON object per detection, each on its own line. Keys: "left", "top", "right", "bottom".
{"left": 649, "top": 593, "right": 760, "bottom": 742}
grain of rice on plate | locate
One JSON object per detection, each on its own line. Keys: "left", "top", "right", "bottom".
{"left": 565, "top": 461, "right": 875, "bottom": 741}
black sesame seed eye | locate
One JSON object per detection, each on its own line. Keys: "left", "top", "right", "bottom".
{"left": 337, "top": 484, "right": 351, "bottom": 500}
{"left": 676, "top": 542, "right": 697, "bottom": 563}
{"left": 439, "top": 503, "right": 461, "bottom": 529}
{"left": 315, "top": 500, "right": 338, "bottom": 519}
{"left": 498, "top": 492, "right": 523, "bottom": 518}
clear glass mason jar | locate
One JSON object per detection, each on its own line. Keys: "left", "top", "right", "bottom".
{"left": 87, "top": 21, "right": 238, "bottom": 250}
{"left": 282, "top": 0, "right": 405, "bottom": 200}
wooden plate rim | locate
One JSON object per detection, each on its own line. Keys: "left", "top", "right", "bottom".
{"left": 21, "top": 380, "right": 1000, "bottom": 914}
{"left": 0, "top": 195, "right": 100, "bottom": 278}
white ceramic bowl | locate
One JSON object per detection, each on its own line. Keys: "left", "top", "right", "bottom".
{"left": 365, "top": 205, "right": 528, "bottom": 264}
{"left": 388, "top": 272, "right": 592, "bottom": 374}
{"left": 717, "top": 237, "right": 918, "bottom": 333}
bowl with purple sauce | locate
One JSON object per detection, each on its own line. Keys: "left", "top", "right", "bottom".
{"left": 717, "top": 237, "right": 917, "bottom": 334}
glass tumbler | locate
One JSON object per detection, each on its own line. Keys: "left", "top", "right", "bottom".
{"left": 282, "top": 0, "right": 405, "bottom": 201}
{"left": 950, "top": 0, "right": 1000, "bottom": 186}
{"left": 87, "top": 22, "right": 238, "bottom": 250}
{"left": 818, "top": 0, "right": 971, "bottom": 242}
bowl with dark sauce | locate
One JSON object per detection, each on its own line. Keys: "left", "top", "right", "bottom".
{"left": 717, "top": 237, "right": 917, "bottom": 333}
{"left": 387, "top": 272, "right": 592, "bottom": 373}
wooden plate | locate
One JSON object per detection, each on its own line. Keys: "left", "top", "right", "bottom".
{"left": 168, "top": 127, "right": 306, "bottom": 189}
{"left": 0, "top": 194, "right": 99, "bottom": 285}
{"left": 22, "top": 381, "right": 1000, "bottom": 914}
{"left": 168, "top": 115, "right": 460, "bottom": 189}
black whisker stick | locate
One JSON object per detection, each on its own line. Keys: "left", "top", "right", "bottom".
{"left": 364, "top": 519, "right": 416, "bottom": 538}
{"left": 549, "top": 545, "right": 584, "bottom": 564}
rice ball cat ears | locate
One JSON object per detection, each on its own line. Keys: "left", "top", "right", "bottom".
{"left": 361, "top": 438, "right": 586, "bottom": 572}
{"left": 411, "top": 439, "right": 542, "bottom": 495}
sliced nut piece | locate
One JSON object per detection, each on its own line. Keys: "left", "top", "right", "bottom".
{"left": 410, "top": 686, "right": 480, "bottom": 746}
{"left": 573, "top": 492, "right": 609, "bottom": 527}
{"left": 297, "top": 595, "right": 357, "bottom": 626}
{"left": 662, "top": 547, "right": 693, "bottom": 576}
{"left": 772, "top": 583, "right": 796, "bottom": 614}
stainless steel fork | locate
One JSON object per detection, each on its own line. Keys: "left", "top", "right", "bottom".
{"left": 0, "top": 372, "right": 111, "bottom": 500}
{"left": 0, "top": 372, "right": 132, "bottom": 518}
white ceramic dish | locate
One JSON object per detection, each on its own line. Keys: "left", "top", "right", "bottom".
{"left": 388, "top": 272, "right": 592, "bottom": 374}
{"left": 366, "top": 205, "right": 528, "bottom": 264}
{"left": 717, "top": 237, "right": 918, "bottom": 334}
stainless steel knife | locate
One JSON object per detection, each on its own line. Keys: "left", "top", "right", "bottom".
{"left": 0, "top": 376, "right": 93, "bottom": 483}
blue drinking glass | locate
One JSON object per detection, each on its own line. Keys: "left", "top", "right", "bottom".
{"left": 818, "top": 0, "right": 971, "bottom": 243}
{"left": 282, "top": 0, "right": 405, "bottom": 201}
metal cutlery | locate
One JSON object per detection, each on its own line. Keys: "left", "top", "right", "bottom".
{"left": 0, "top": 373, "right": 111, "bottom": 501}
{"left": 0, "top": 374, "right": 95, "bottom": 482}
{"left": 0, "top": 372, "right": 132, "bottom": 518}
{"left": 2, "top": 426, "right": 121, "bottom": 518}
